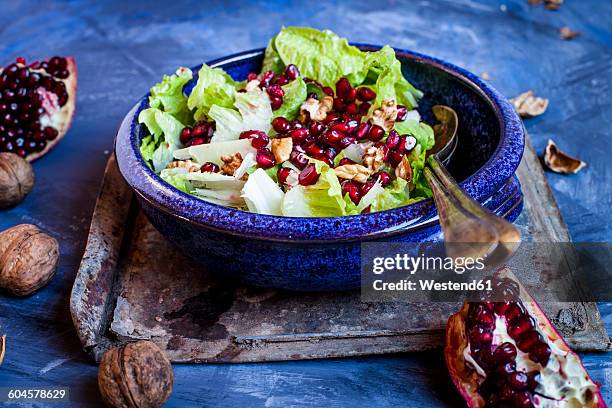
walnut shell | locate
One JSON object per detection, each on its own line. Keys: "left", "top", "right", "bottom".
{"left": 98, "top": 341, "right": 173, "bottom": 408}
{"left": 0, "top": 224, "right": 59, "bottom": 296}
{"left": 0, "top": 152, "right": 34, "bottom": 209}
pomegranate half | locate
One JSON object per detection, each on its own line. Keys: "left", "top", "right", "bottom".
{"left": 0, "top": 56, "right": 77, "bottom": 161}
{"left": 445, "top": 267, "right": 605, "bottom": 408}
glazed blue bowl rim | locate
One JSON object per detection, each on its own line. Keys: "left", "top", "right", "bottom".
{"left": 115, "top": 44, "right": 525, "bottom": 242}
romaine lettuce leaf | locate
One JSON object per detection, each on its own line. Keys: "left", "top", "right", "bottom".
{"left": 370, "top": 178, "right": 415, "bottom": 212}
{"left": 241, "top": 168, "right": 284, "bottom": 215}
{"left": 188, "top": 64, "right": 237, "bottom": 121}
{"left": 261, "top": 38, "right": 285, "bottom": 74}
{"left": 139, "top": 135, "right": 156, "bottom": 166}
{"left": 272, "top": 77, "right": 307, "bottom": 120}
{"left": 139, "top": 108, "right": 185, "bottom": 172}
{"left": 148, "top": 67, "right": 193, "bottom": 125}
{"left": 174, "top": 139, "right": 256, "bottom": 164}
{"left": 159, "top": 168, "right": 194, "bottom": 194}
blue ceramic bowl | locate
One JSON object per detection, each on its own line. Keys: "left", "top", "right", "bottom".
{"left": 115, "top": 45, "right": 525, "bottom": 291}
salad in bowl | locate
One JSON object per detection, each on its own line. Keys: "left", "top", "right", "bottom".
{"left": 139, "top": 27, "right": 436, "bottom": 217}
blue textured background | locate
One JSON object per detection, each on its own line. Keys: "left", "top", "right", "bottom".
{"left": 0, "top": 0, "right": 610, "bottom": 406}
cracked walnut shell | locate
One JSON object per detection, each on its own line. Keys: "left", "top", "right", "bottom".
{"left": 0, "top": 224, "right": 59, "bottom": 297}
{"left": 98, "top": 340, "right": 173, "bottom": 408}
{"left": 0, "top": 152, "right": 34, "bottom": 209}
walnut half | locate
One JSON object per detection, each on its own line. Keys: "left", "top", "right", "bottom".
{"left": 166, "top": 160, "right": 200, "bottom": 173}
{"left": 299, "top": 96, "right": 333, "bottom": 122}
{"left": 271, "top": 137, "right": 293, "bottom": 163}
{"left": 334, "top": 164, "right": 371, "bottom": 184}
{"left": 369, "top": 99, "right": 398, "bottom": 131}
{"left": 220, "top": 153, "right": 243, "bottom": 176}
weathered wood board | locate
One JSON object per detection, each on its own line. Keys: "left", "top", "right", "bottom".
{"left": 70, "top": 139, "right": 610, "bottom": 363}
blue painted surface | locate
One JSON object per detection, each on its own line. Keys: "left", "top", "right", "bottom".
{"left": 116, "top": 46, "right": 525, "bottom": 290}
{"left": 0, "top": 0, "right": 609, "bottom": 406}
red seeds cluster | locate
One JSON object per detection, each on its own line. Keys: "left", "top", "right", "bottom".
{"left": 247, "top": 64, "right": 301, "bottom": 110}
{"left": 0, "top": 57, "right": 69, "bottom": 157}
{"left": 466, "top": 301, "right": 552, "bottom": 408}
{"left": 179, "top": 121, "right": 215, "bottom": 147}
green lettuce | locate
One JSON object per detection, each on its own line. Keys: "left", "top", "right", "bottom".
{"left": 187, "top": 64, "right": 237, "bottom": 121}
{"left": 394, "top": 120, "right": 435, "bottom": 150}
{"left": 139, "top": 135, "right": 156, "bottom": 166}
{"left": 272, "top": 77, "right": 307, "bottom": 120}
{"left": 148, "top": 67, "right": 193, "bottom": 124}
{"left": 261, "top": 38, "right": 285, "bottom": 74}
{"left": 138, "top": 108, "right": 185, "bottom": 172}
{"left": 371, "top": 178, "right": 417, "bottom": 212}
{"left": 408, "top": 144, "right": 432, "bottom": 198}
{"left": 159, "top": 168, "right": 194, "bottom": 194}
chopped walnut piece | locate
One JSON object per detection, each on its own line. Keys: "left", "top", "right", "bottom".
{"left": 271, "top": 137, "right": 293, "bottom": 163}
{"left": 166, "top": 160, "right": 200, "bottom": 172}
{"left": 510, "top": 90, "right": 549, "bottom": 118}
{"left": 370, "top": 99, "right": 398, "bottom": 131}
{"left": 220, "top": 152, "right": 243, "bottom": 176}
{"left": 299, "top": 96, "right": 333, "bottom": 122}
{"left": 559, "top": 26, "right": 581, "bottom": 40}
{"left": 395, "top": 155, "right": 413, "bottom": 182}
{"left": 362, "top": 146, "right": 386, "bottom": 172}
{"left": 334, "top": 164, "right": 371, "bottom": 184}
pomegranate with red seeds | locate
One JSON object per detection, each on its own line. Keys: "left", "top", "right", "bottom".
{"left": 0, "top": 56, "right": 77, "bottom": 161}
{"left": 445, "top": 267, "right": 605, "bottom": 408}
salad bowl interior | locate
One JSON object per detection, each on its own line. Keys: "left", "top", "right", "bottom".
{"left": 115, "top": 44, "right": 524, "bottom": 290}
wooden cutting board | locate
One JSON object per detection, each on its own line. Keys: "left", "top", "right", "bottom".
{"left": 69, "top": 137, "right": 609, "bottom": 363}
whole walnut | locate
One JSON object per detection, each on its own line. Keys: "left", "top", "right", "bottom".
{"left": 0, "top": 224, "right": 59, "bottom": 296}
{"left": 0, "top": 152, "right": 34, "bottom": 209}
{"left": 98, "top": 341, "right": 173, "bottom": 408}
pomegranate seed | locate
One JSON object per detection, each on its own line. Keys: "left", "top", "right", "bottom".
{"left": 504, "top": 303, "right": 525, "bottom": 322}
{"left": 261, "top": 70, "right": 275, "bottom": 87}
{"left": 272, "top": 117, "right": 291, "bottom": 133}
{"left": 337, "top": 136, "right": 356, "bottom": 149}
{"left": 330, "top": 122, "right": 349, "bottom": 133}
{"left": 355, "top": 123, "right": 371, "bottom": 140}
{"left": 16, "top": 148, "right": 26, "bottom": 157}
{"left": 43, "top": 126, "right": 58, "bottom": 140}
{"left": 367, "top": 125, "right": 385, "bottom": 142}
{"left": 508, "top": 372, "right": 528, "bottom": 390}
{"left": 342, "top": 180, "right": 361, "bottom": 204}
{"left": 529, "top": 342, "right": 551, "bottom": 365}
{"left": 345, "top": 120, "right": 359, "bottom": 134}
{"left": 386, "top": 130, "right": 400, "bottom": 148}
{"left": 513, "top": 391, "right": 533, "bottom": 408}
{"left": 495, "top": 361, "right": 516, "bottom": 377}
{"left": 277, "top": 167, "right": 295, "bottom": 185}
{"left": 306, "top": 143, "right": 325, "bottom": 157}
{"left": 201, "top": 162, "right": 219, "bottom": 173}
{"left": 322, "top": 86, "right": 334, "bottom": 96}
{"left": 284, "top": 64, "right": 300, "bottom": 80}
{"left": 333, "top": 98, "right": 346, "bottom": 112}
{"left": 343, "top": 87, "right": 357, "bottom": 103}
{"left": 274, "top": 75, "right": 288, "bottom": 86}
{"left": 345, "top": 102, "right": 359, "bottom": 115}
{"left": 267, "top": 84, "right": 285, "bottom": 98}
{"left": 493, "top": 342, "right": 517, "bottom": 365}
{"left": 188, "top": 137, "right": 206, "bottom": 146}
{"left": 375, "top": 171, "right": 392, "bottom": 187}
{"left": 290, "top": 146, "right": 309, "bottom": 169}
{"left": 256, "top": 148, "right": 276, "bottom": 169}
{"left": 468, "top": 326, "right": 493, "bottom": 346}
{"left": 361, "top": 180, "right": 377, "bottom": 196}
{"left": 396, "top": 105, "right": 408, "bottom": 121}
{"left": 192, "top": 124, "right": 208, "bottom": 138}
{"left": 270, "top": 96, "right": 283, "bottom": 110}
{"left": 322, "top": 112, "right": 339, "bottom": 124}
{"left": 16, "top": 57, "right": 26, "bottom": 65}
{"left": 359, "top": 102, "right": 371, "bottom": 114}
{"left": 357, "top": 87, "right": 376, "bottom": 101}
{"left": 494, "top": 302, "right": 512, "bottom": 315}
{"left": 517, "top": 331, "right": 540, "bottom": 352}
{"left": 240, "top": 130, "right": 269, "bottom": 149}
{"left": 309, "top": 121, "right": 325, "bottom": 136}
{"left": 509, "top": 318, "right": 534, "bottom": 339}
{"left": 298, "top": 163, "right": 319, "bottom": 186}
{"left": 403, "top": 135, "right": 417, "bottom": 152}
{"left": 335, "top": 78, "right": 352, "bottom": 98}
{"left": 316, "top": 155, "right": 333, "bottom": 167}
{"left": 321, "top": 130, "right": 344, "bottom": 146}
{"left": 324, "top": 147, "right": 337, "bottom": 160}
{"left": 338, "top": 158, "right": 356, "bottom": 166}
{"left": 289, "top": 128, "right": 309, "bottom": 143}
{"left": 247, "top": 72, "right": 258, "bottom": 81}
{"left": 179, "top": 127, "right": 192, "bottom": 144}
